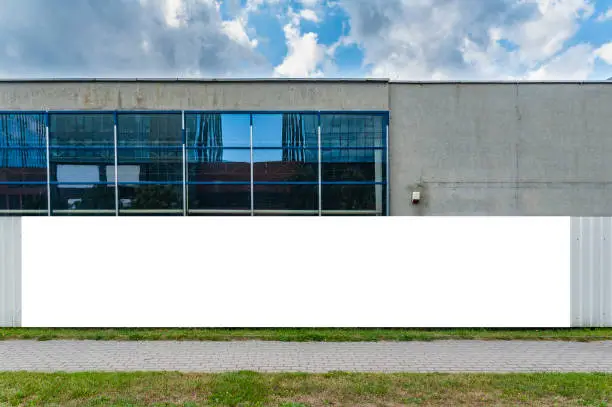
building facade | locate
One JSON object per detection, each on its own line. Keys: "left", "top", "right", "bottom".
{"left": 2, "top": 79, "right": 612, "bottom": 327}
{"left": 1, "top": 78, "right": 612, "bottom": 216}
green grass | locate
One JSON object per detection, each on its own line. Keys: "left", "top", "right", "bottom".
{"left": 1, "top": 371, "right": 612, "bottom": 406}
{"left": 2, "top": 328, "right": 612, "bottom": 342}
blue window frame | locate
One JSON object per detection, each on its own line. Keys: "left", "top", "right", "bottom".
{"left": 0, "top": 113, "right": 47, "bottom": 213}
{"left": 0, "top": 110, "right": 389, "bottom": 216}
{"left": 185, "top": 113, "right": 251, "bottom": 214}
{"left": 320, "top": 113, "right": 386, "bottom": 214}
{"left": 116, "top": 113, "right": 183, "bottom": 214}
{"left": 48, "top": 113, "right": 116, "bottom": 215}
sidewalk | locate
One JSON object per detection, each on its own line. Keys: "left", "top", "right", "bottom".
{"left": 2, "top": 340, "right": 612, "bottom": 373}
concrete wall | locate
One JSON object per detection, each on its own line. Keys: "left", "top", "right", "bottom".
{"left": 389, "top": 83, "right": 612, "bottom": 215}
{"left": 0, "top": 80, "right": 389, "bottom": 111}
{"left": 0, "top": 218, "right": 21, "bottom": 327}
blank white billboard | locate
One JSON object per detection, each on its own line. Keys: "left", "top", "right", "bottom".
{"left": 21, "top": 217, "right": 570, "bottom": 327}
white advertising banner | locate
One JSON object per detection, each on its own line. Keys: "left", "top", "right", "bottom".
{"left": 21, "top": 217, "right": 570, "bottom": 327}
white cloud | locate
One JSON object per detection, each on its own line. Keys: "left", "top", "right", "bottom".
{"left": 274, "top": 10, "right": 325, "bottom": 77}
{"left": 595, "top": 42, "right": 612, "bottom": 65}
{"left": 596, "top": 7, "right": 612, "bottom": 22}
{"left": 525, "top": 43, "right": 596, "bottom": 80}
{"left": 503, "top": 0, "right": 594, "bottom": 65}
{"left": 163, "top": 0, "right": 185, "bottom": 27}
{"left": 338, "top": 0, "right": 597, "bottom": 80}
{"left": 222, "top": 17, "right": 259, "bottom": 48}
{"left": 299, "top": 9, "right": 320, "bottom": 22}
{"left": 0, "top": 0, "right": 270, "bottom": 78}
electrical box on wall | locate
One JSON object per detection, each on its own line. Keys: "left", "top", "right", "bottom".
{"left": 412, "top": 191, "right": 421, "bottom": 204}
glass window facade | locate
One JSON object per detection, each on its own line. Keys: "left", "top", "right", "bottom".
{"left": 0, "top": 111, "right": 388, "bottom": 216}
{"left": 0, "top": 113, "right": 48, "bottom": 214}
{"left": 49, "top": 113, "right": 115, "bottom": 215}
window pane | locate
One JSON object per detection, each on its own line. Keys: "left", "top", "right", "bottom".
{"left": 188, "top": 148, "right": 250, "bottom": 182}
{"left": 322, "top": 184, "right": 383, "bottom": 212}
{"left": 117, "top": 147, "right": 182, "bottom": 182}
{"left": 320, "top": 114, "right": 384, "bottom": 147}
{"left": 188, "top": 184, "right": 250, "bottom": 212}
{"left": 119, "top": 184, "right": 182, "bottom": 213}
{"left": 254, "top": 184, "right": 318, "bottom": 211}
{"left": 0, "top": 114, "right": 47, "bottom": 182}
{"left": 0, "top": 148, "right": 47, "bottom": 182}
{"left": 50, "top": 114, "right": 114, "bottom": 146}
{"left": 0, "top": 113, "right": 46, "bottom": 147}
{"left": 0, "top": 184, "right": 47, "bottom": 213}
{"left": 185, "top": 113, "right": 249, "bottom": 148}
{"left": 253, "top": 113, "right": 318, "bottom": 147}
{"left": 253, "top": 149, "right": 317, "bottom": 182}
{"left": 117, "top": 113, "right": 181, "bottom": 145}
{"left": 322, "top": 148, "right": 385, "bottom": 182}
{"left": 51, "top": 184, "right": 115, "bottom": 214}
{"left": 50, "top": 148, "right": 114, "bottom": 183}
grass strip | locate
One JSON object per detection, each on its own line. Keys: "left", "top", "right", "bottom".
{"left": 1, "top": 371, "right": 611, "bottom": 406}
{"left": 2, "top": 328, "right": 612, "bottom": 342}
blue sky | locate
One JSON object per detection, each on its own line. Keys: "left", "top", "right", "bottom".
{"left": 0, "top": 0, "right": 611, "bottom": 79}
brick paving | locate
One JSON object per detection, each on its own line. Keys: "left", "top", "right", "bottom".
{"left": 1, "top": 340, "right": 612, "bottom": 373}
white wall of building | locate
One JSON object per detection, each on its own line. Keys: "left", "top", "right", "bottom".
{"left": 21, "top": 217, "right": 570, "bottom": 327}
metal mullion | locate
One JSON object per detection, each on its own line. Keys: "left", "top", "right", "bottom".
{"left": 113, "top": 112, "right": 119, "bottom": 216}
{"left": 250, "top": 114, "right": 254, "bottom": 216}
{"left": 317, "top": 113, "right": 322, "bottom": 216}
{"left": 182, "top": 110, "right": 187, "bottom": 216}
{"left": 45, "top": 112, "right": 51, "bottom": 216}
{"left": 385, "top": 121, "right": 390, "bottom": 216}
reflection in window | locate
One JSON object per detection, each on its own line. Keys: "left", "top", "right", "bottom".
{"left": 322, "top": 185, "right": 380, "bottom": 212}
{"left": 320, "top": 114, "right": 386, "bottom": 215}
{"left": 119, "top": 184, "right": 183, "bottom": 213}
{"left": 253, "top": 149, "right": 317, "bottom": 182}
{"left": 321, "top": 148, "right": 385, "bottom": 182}
{"left": 117, "top": 147, "right": 182, "bottom": 182}
{"left": 253, "top": 113, "right": 318, "bottom": 148}
{"left": 320, "top": 114, "right": 384, "bottom": 147}
{"left": 48, "top": 114, "right": 116, "bottom": 212}
{"left": 0, "top": 111, "right": 389, "bottom": 216}
{"left": 51, "top": 184, "right": 115, "bottom": 213}
{"left": 188, "top": 149, "right": 250, "bottom": 182}
{"left": 189, "top": 184, "right": 250, "bottom": 212}
{"left": 50, "top": 114, "right": 114, "bottom": 146}
{"left": 185, "top": 113, "right": 251, "bottom": 214}
{"left": 0, "top": 114, "right": 47, "bottom": 182}
{"left": 117, "top": 113, "right": 182, "bottom": 145}
{"left": 254, "top": 185, "right": 318, "bottom": 212}
{"left": 0, "top": 184, "right": 47, "bottom": 213}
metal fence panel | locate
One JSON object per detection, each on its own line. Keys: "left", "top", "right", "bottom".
{"left": 571, "top": 217, "right": 612, "bottom": 327}
{"left": 0, "top": 217, "right": 21, "bottom": 327}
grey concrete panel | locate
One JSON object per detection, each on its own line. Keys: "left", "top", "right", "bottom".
{"left": 517, "top": 85, "right": 612, "bottom": 183}
{"left": 0, "top": 218, "right": 21, "bottom": 327}
{"left": 389, "top": 83, "right": 520, "bottom": 215}
{"left": 521, "top": 184, "right": 612, "bottom": 216}
{"left": 389, "top": 83, "right": 612, "bottom": 215}
{"left": 0, "top": 81, "right": 389, "bottom": 111}
{"left": 402, "top": 183, "right": 518, "bottom": 216}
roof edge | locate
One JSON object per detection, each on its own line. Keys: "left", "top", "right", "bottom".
{"left": 0, "top": 78, "right": 390, "bottom": 83}
{"left": 0, "top": 78, "right": 609, "bottom": 84}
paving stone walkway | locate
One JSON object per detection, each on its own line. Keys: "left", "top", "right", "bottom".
{"left": 1, "top": 340, "right": 612, "bottom": 373}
